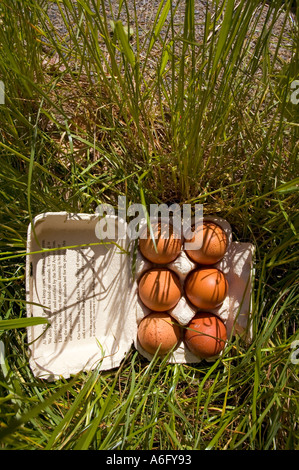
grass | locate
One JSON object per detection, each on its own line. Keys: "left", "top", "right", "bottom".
{"left": 0, "top": 0, "right": 298, "bottom": 450}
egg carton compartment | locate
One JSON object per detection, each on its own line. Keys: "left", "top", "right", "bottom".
{"left": 133, "top": 216, "right": 254, "bottom": 364}
{"left": 26, "top": 212, "right": 254, "bottom": 380}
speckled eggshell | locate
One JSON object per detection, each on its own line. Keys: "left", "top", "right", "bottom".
{"left": 138, "top": 268, "right": 181, "bottom": 312}
{"left": 184, "top": 312, "right": 227, "bottom": 358}
{"left": 139, "top": 220, "right": 182, "bottom": 265}
{"left": 184, "top": 267, "right": 228, "bottom": 310}
{"left": 137, "top": 312, "right": 181, "bottom": 356}
{"left": 185, "top": 221, "right": 228, "bottom": 265}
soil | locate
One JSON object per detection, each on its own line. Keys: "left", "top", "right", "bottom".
{"left": 45, "top": 0, "right": 296, "bottom": 64}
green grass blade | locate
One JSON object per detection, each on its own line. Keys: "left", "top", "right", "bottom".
{"left": 149, "top": 0, "right": 171, "bottom": 53}
{"left": 114, "top": 20, "right": 136, "bottom": 67}
{"left": 0, "top": 317, "right": 49, "bottom": 331}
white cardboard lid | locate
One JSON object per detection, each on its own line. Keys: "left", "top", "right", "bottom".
{"left": 26, "top": 212, "right": 137, "bottom": 380}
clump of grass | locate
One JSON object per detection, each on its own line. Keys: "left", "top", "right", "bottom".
{"left": 0, "top": 0, "right": 298, "bottom": 450}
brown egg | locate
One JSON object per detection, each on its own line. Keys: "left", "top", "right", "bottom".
{"left": 137, "top": 312, "right": 181, "bottom": 356}
{"left": 138, "top": 268, "right": 181, "bottom": 311}
{"left": 139, "top": 221, "right": 182, "bottom": 264}
{"left": 185, "top": 221, "right": 227, "bottom": 265}
{"left": 184, "top": 268, "right": 228, "bottom": 310}
{"left": 184, "top": 312, "right": 227, "bottom": 358}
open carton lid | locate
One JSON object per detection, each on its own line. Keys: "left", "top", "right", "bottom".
{"left": 26, "top": 212, "right": 137, "bottom": 380}
{"left": 26, "top": 212, "right": 254, "bottom": 380}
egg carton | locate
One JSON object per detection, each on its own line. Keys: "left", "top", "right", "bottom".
{"left": 133, "top": 216, "right": 254, "bottom": 363}
{"left": 26, "top": 212, "right": 254, "bottom": 380}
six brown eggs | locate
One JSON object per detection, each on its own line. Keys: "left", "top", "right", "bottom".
{"left": 137, "top": 220, "right": 230, "bottom": 359}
